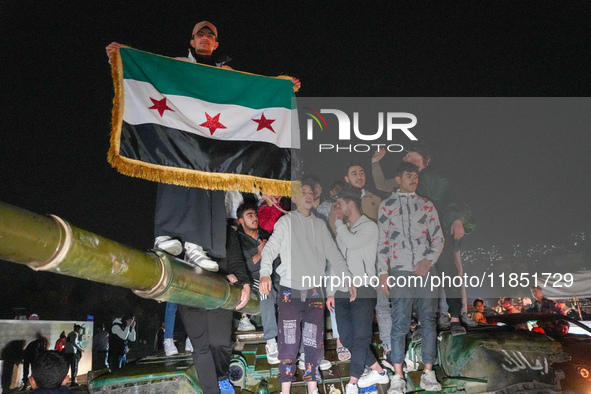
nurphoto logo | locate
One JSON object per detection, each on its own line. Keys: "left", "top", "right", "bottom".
{"left": 303, "top": 107, "right": 418, "bottom": 152}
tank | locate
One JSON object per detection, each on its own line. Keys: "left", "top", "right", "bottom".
{"left": 0, "top": 200, "right": 573, "bottom": 393}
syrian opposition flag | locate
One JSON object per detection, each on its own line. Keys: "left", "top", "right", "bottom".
{"left": 108, "top": 47, "right": 299, "bottom": 196}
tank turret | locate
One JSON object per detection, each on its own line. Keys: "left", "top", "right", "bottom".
{"left": 0, "top": 201, "right": 259, "bottom": 314}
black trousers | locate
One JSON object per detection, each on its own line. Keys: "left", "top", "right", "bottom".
{"left": 22, "top": 356, "right": 32, "bottom": 385}
{"left": 437, "top": 234, "right": 462, "bottom": 318}
{"left": 65, "top": 352, "right": 79, "bottom": 382}
{"left": 155, "top": 185, "right": 227, "bottom": 258}
{"left": 178, "top": 305, "right": 234, "bottom": 394}
{"left": 334, "top": 288, "right": 377, "bottom": 379}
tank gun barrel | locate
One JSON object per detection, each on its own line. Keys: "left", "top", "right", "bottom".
{"left": 0, "top": 201, "right": 259, "bottom": 314}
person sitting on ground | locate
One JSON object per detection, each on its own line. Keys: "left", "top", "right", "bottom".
{"left": 29, "top": 350, "right": 71, "bottom": 393}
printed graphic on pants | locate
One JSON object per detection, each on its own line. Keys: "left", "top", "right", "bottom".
{"left": 302, "top": 322, "right": 318, "bottom": 347}
{"left": 283, "top": 319, "right": 297, "bottom": 344}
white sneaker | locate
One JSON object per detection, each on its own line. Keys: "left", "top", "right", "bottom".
{"left": 387, "top": 375, "right": 406, "bottom": 394}
{"left": 297, "top": 355, "right": 332, "bottom": 370}
{"left": 185, "top": 338, "right": 193, "bottom": 353}
{"left": 319, "top": 358, "right": 332, "bottom": 370}
{"left": 420, "top": 369, "right": 442, "bottom": 391}
{"left": 237, "top": 316, "right": 256, "bottom": 331}
{"left": 357, "top": 370, "right": 389, "bottom": 388}
{"left": 345, "top": 383, "right": 358, "bottom": 394}
{"left": 163, "top": 338, "right": 178, "bottom": 356}
{"left": 184, "top": 242, "right": 219, "bottom": 272}
{"left": 265, "top": 341, "right": 279, "bottom": 364}
{"left": 154, "top": 236, "right": 183, "bottom": 256}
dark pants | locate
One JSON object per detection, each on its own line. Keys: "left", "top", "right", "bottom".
{"left": 178, "top": 305, "right": 234, "bottom": 394}
{"left": 334, "top": 288, "right": 377, "bottom": 379}
{"left": 438, "top": 234, "right": 462, "bottom": 318}
{"left": 22, "top": 357, "right": 32, "bottom": 386}
{"left": 109, "top": 352, "right": 126, "bottom": 371}
{"left": 155, "top": 185, "right": 226, "bottom": 258}
{"left": 65, "top": 352, "right": 79, "bottom": 382}
{"left": 93, "top": 350, "right": 108, "bottom": 370}
{"left": 277, "top": 286, "right": 324, "bottom": 383}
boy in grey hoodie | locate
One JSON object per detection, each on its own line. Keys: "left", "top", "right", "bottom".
{"left": 259, "top": 179, "right": 355, "bottom": 394}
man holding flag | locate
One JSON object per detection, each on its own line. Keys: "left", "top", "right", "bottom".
{"left": 107, "top": 21, "right": 236, "bottom": 271}
{"left": 106, "top": 20, "right": 300, "bottom": 394}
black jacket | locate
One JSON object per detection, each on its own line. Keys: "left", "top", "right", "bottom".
{"left": 217, "top": 226, "right": 250, "bottom": 286}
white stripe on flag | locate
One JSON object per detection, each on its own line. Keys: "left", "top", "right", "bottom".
{"left": 123, "top": 80, "right": 299, "bottom": 149}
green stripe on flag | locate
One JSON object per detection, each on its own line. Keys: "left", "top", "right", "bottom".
{"left": 121, "top": 47, "right": 294, "bottom": 109}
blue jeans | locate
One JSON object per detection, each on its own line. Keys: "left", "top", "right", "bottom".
{"left": 389, "top": 270, "right": 438, "bottom": 365}
{"left": 164, "top": 302, "right": 177, "bottom": 339}
{"left": 375, "top": 288, "right": 392, "bottom": 351}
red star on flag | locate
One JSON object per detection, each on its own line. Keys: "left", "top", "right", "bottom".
{"left": 148, "top": 97, "right": 174, "bottom": 117}
{"left": 200, "top": 112, "right": 227, "bottom": 135}
{"left": 252, "top": 112, "right": 276, "bottom": 133}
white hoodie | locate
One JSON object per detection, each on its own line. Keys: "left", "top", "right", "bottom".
{"left": 260, "top": 210, "right": 351, "bottom": 291}
{"left": 334, "top": 215, "right": 379, "bottom": 293}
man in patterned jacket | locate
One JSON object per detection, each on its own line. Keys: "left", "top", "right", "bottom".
{"left": 377, "top": 162, "right": 444, "bottom": 393}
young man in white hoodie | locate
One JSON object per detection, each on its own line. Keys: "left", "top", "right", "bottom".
{"left": 259, "top": 179, "right": 356, "bottom": 394}
{"left": 327, "top": 187, "right": 389, "bottom": 394}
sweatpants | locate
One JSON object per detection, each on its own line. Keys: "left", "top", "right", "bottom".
{"left": 256, "top": 280, "right": 278, "bottom": 341}
{"left": 277, "top": 286, "right": 324, "bottom": 383}
{"left": 334, "top": 288, "right": 377, "bottom": 379}
{"left": 178, "top": 305, "right": 234, "bottom": 394}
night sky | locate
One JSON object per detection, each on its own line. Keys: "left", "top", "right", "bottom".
{"left": 1, "top": 1, "right": 590, "bottom": 320}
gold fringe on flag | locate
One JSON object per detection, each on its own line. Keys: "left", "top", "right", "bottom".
{"left": 107, "top": 48, "right": 296, "bottom": 197}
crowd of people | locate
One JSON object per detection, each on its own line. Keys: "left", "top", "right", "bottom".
{"left": 100, "top": 18, "right": 583, "bottom": 394}
{"left": 3, "top": 18, "right": 582, "bottom": 393}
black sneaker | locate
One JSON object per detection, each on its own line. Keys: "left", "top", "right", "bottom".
{"left": 438, "top": 314, "right": 451, "bottom": 329}
{"left": 460, "top": 312, "right": 479, "bottom": 328}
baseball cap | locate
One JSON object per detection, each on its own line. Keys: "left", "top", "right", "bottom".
{"left": 192, "top": 21, "right": 218, "bottom": 39}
